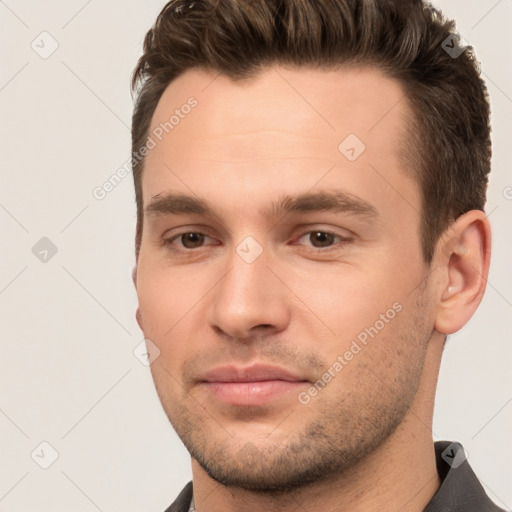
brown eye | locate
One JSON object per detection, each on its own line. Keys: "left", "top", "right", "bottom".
{"left": 180, "top": 232, "right": 205, "bottom": 248}
{"left": 309, "top": 231, "right": 336, "bottom": 247}
{"left": 294, "top": 230, "right": 351, "bottom": 253}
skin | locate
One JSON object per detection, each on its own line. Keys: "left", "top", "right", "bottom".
{"left": 133, "top": 66, "right": 491, "bottom": 511}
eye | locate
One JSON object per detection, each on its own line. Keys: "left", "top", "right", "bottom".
{"left": 296, "top": 230, "right": 351, "bottom": 250}
{"left": 165, "top": 232, "right": 215, "bottom": 250}
{"left": 162, "top": 229, "right": 351, "bottom": 254}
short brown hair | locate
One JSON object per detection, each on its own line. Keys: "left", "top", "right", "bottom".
{"left": 131, "top": 0, "right": 491, "bottom": 263}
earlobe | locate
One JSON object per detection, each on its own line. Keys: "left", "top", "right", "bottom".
{"left": 434, "top": 211, "right": 491, "bottom": 335}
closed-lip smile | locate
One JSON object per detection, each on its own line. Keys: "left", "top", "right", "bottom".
{"left": 199, "top": 364, "right": 309, "bottom": 406}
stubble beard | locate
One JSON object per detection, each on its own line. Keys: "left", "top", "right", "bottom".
{"left": 156, "top": 348, "right": 430, "bottom": 492}
{"left": 153, "top": 290, "right": 433, "bottom": 492}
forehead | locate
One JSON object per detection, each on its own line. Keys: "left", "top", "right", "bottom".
{"left": 142, "top": 65, "right": 417, "bottom": 220}
{"left": 147, "top": 65, "right": 410, "bottom": 149}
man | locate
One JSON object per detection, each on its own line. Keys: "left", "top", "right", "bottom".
{"left": 130, "top": 0, "right": 504, "bottom": 510}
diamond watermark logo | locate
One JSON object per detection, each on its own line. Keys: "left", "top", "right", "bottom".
{"left": 133, "top": 338, "right": 161, "bottom": 366}
{"left": 442, "top": 34, "right": 469, "bottom": 59}
{"left": 31, "top": 441, "right": 59, "bottom": 469}
{"left": 31, "top": 31, "right": 59, "bottom": 59}
{"left": 338, "top": 134, "right": 366, "bottom": 162}
{"left": 236, "top": 236, "right": 263, "bottom": 264}
{"left": 32, "top": 237, "right": 58, "bottom": 263}
{"left": 441, "top": 442, "right": 468, "bottom": 469}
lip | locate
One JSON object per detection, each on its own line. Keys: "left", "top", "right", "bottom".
{"left": 199, "top": 364, "right": 309, "bottom": 406}
{"left": 202, "top": 364, "right": 306, "bottom": 383}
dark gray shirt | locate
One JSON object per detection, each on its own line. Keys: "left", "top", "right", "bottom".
{"left": 164, "top": 441, "right": 505, "bottom": 511}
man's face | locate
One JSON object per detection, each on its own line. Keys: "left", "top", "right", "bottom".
{"left": 134, "top": 66, "right": 436, "bottom": 490}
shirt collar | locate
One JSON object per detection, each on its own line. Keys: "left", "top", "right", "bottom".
{"left": 424, "top": 441, "right": 504, "bottom": 511}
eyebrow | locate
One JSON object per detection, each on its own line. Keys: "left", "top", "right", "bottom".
{"left": 145, "top": 190, "right": 379, "bottom": 220}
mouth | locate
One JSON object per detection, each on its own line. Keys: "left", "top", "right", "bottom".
{"left": 198, "top": 364, "right": 310, "bottom": 406}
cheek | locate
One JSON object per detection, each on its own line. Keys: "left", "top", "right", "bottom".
{"left": 318, "top": 291, "right": 428, "bottom": 407}
{"left": 136, "top": 260, "right": 222, "bottom": 348}
{"left": 137, "top": 273, "right": 194, "bottom": 401}
{"left": 287, "top": 262, "right": 404, "bottom": 340}
{"left": 290, "top": 257, "right": 427, "bottom": 387}
{"left": 137, "top": 262, "right": 202, "bottom": 335}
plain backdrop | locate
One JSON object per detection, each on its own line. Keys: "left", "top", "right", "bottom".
{"left": 0, "top": 1, "right": 511, "bottom": 511}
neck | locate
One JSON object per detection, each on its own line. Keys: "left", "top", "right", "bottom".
{"left": 191, "top": 335, "right": 444, "bottom": 512}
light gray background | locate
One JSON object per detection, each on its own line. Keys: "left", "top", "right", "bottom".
{"left": 0, "top": 1, "right": 510, "bottom": 511}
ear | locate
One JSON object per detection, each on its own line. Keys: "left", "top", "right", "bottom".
{"left": 132, "top": 266, "right": 144, "bottom": 332}
{"left": 434, "top": 210, "right": 491, "bottom": 335}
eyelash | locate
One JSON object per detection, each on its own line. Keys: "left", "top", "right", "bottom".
{"left": 162, "top": 229, "right": 352, "bottom": 254}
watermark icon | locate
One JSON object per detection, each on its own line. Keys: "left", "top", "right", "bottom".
{"left": 338, "top": 133, "right": 366, "bottom": 162}
{"left": 31, "top": 441, "right": 59, "bottom": 469}
{"left": 236, "top": 236, "right": 263, "bottom": 264}
{"left": 441, "top": 33, "right": 469, "bottom": 59}
{"left": 503, "top": 186, "right": 512, "bottom": 200}
{"left": 298, "top": 302, "right": 403, "bottom": 405}
{"left": 441, "top": 442, "right": 468, "bottom": 469}
{"left": 32, "top": 237, "right": 58, "bottom": 263}
{"left": 133, "top": 338, "right": 161, "bottom": 366}
{"left": 31, "top": 31, "right": 59, "bottom": 59}
{"left": 92, "top": 97, "right": 198, "bottom": 201}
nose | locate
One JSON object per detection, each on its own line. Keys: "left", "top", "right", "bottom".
{"left": 206, "top": 243, "right": 291, "bottom": 341}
